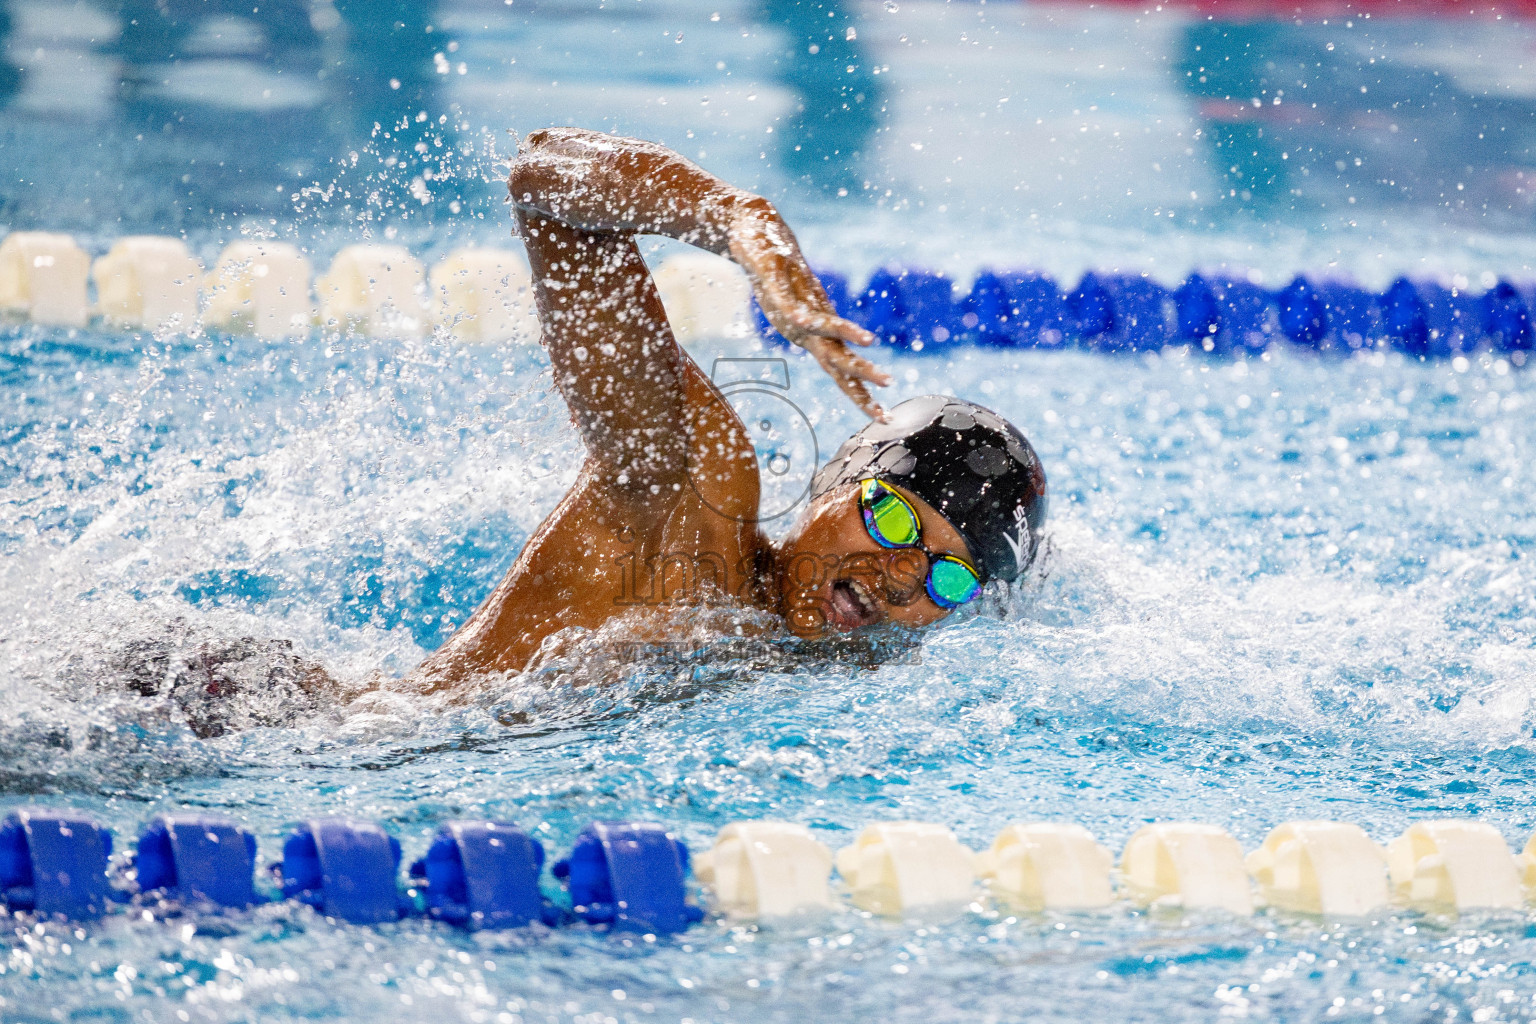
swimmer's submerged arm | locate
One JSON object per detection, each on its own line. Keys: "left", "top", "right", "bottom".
{"left": 509, "top": 129, "right": 891, "bottom": 431}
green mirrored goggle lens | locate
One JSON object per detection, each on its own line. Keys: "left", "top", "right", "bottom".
{"left": 866, "top": 490, "right": 921, "bottom": 547}
{"left": 926, "top": 556, "right": 982, "bottom": 609}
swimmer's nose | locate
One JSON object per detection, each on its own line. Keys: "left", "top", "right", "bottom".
{"left": 881, "top": 549, "right": 928, "bottom": 605}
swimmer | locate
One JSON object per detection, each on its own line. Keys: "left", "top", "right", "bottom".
{"left": 415, "top": 128, "right": 1047, "bottom": 690}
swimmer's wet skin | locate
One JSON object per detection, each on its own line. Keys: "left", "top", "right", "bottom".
{"left": 416, "top": 128, "right": 1047, "bottom": 691}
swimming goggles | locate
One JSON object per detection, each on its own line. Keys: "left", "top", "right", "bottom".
{"left": 857, "top": 478, "right": 983, "bottom": 610}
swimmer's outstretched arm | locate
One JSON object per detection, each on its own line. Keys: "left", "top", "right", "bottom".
{"left": 509, "top": 128, "right": 890, "bottom": 448}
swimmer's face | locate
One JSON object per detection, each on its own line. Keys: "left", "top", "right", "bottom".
{"left": 775, "top": 480, "right": 974, "bottom": 637}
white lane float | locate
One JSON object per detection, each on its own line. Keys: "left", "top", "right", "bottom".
{"left": 0, "top": 231, "right": 91, "bottom": 327}
{"left": 1386, "top": 820, "right": 1522, "bottom": 912}
{"left": 1246, "top": 821, "right": 1390, "bottom": 916}
{"left": 694, "top": 821, "right": 833, "bottom": 917}
{"left": 430, "top": 247, "right": 540, "bottom": 344}
{"left": 1120, "top": 822, "right": 1253, "bottom": 914}
{"left": 317, "top": 244, "right": 426, "bottom": 337}
{"left": 1516, "top": 831, "right": 1536, "bottom": 901}
{"left": 650, "top": 250, "right": 753, "bottom": 345}
{"left": 204, "top": 241, "right": 314, "bottom": 338}
{"left": 834, "top": 821, "right": 975, "bottom": 916}
{"left": 93, "top": 236, "right": 202, "bottom": 331}
{"left": 976, "top": 823, "right": 1115, "bottom": 911}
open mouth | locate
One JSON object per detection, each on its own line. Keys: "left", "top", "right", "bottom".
{"left": 825, "top": 576, "right": 881, "bottom": 633}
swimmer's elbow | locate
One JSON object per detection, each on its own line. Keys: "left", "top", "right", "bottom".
{"left": 521, "top": 126, "right": 598, "bottom": 156}
{"left": 507, "top": 128, "right": 608, "bottom": 206}
{"left": 508, "top": 130, "right": 564, "bottom": 206}
{"left": 506, "top": 148, "right": 547, "bottom": 209}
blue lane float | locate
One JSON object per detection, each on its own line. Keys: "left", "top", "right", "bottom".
{"left": 1067, "top": 271, "right": 1116, "bottom": 346}
{"left": 1380, "top": 277, "right": 1432, "bottom": 357}
{"left": 135, "top": 814, "right": 260, "bottom": 910}
{"left": 854, "top": 267, "right": 913, "bottom": 349}
{"left": 409, "top": 820, "right": 555, "bottom": 930}
{"left": 1484, "top": 282, "right": 1533, "bottom": 351}
{"left": 1212, "top": 278, "right": 1274, "bottom": 353}
{"left": 1172, "top": 273, "right": 1220, "bottom": 345}
{"left": 552, "top": 821, "right": 703, "bottom": 934}
{"left": 755, "top": 268, "right": 1536, "bottom": 359}
{"left": 0, "top": 810, "right": 708, "bottom": 934}
{"left": 1006, "top": 272, "right": 1071, "bottom": 348}
{"left": 1276, "top": 277, "right": 1328, "bottom": 349}
{"left": 277, "top": 818, "right": 407, "bottom": 925}
{"left": 0, "top": 808, "right": 114, "bottom": 919}
{"left": 1317, "top": 281, "right": 1379, "bottom": 350}
{"left": 1100, "top": 274, "right": 1172, "bottom": 352}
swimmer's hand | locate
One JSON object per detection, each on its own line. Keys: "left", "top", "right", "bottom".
{"left": 730, "top": 206, "right": 891, "bottom": 421}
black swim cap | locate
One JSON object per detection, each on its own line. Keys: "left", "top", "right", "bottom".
{"left": 809, "top": 396, "right": 1048, "bottom": 584}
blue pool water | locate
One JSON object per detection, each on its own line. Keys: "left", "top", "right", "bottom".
{"left": 6, "top": 3, "right": 1536, "bottom": 1021}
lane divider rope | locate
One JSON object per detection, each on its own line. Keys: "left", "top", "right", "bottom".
{"left": 756, "top": 267, "right": 1536, "bottom": 360}
{"left": 1, "top": 231, "right": 1527, "bottom": 359}
{"left": 4, "top": 808, "right": 1535, "bottom": 933}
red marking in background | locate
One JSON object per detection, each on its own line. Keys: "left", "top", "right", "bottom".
{"left": 1199, "top": 99, "right": 1285, "bottom": 122}
{"left": 1197, "top": 99, "right": 1336, "bottom": 126}
{"left": 1046, "top": 0, "right": 1536, "bottom": 18}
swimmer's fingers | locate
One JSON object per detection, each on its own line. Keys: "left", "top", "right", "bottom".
{"left": 758, "top": 295, "right": 865, "bottom": 347}
{"left": 825, "top": 342, "right": 893, "bottom": 390}
{"left": 843, "top": 379, "right": 885, "bottom": 421}
{"left": 737, "top": 222, "right": 874, "bottom": 349}
{"left": 776, "top": 308, "right": 877, "bottom": 350}
{"left": 745, "top": 251, "right": 866, "bottom": 345}
{"left": 800, "top": 336, "right": 891, "bottom": 391}
{"left": 766, "top": 289, "right": 891, "bottom": 418}
{"left": 836, "top": 373, "right": 888, "bottom": 422}
{"left": 803, "top": 337, "right": 891, "bottom": 420}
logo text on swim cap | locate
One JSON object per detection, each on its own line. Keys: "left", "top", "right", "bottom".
{"left": 1002, "top": 504, "right": 1034, "bottom": 575}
